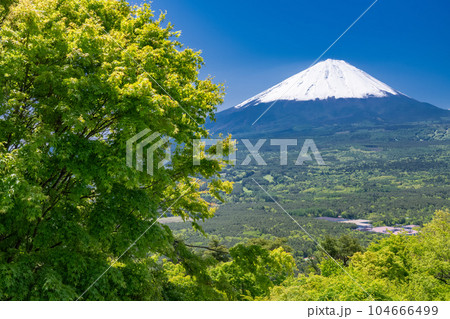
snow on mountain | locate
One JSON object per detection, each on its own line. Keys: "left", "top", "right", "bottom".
{"left": 235, "top": 59, "right": 399, "bottom": 108}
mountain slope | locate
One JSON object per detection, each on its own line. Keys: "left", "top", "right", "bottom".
{"left": 235, "top": 59, "right": 398, "bottom": 107}
{"left": 211, "top": 59, "right": 449, "bottom": 135}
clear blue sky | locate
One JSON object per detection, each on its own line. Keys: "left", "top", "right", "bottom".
{"left": 129, "top": 0, "right": 450, "bottom": 111}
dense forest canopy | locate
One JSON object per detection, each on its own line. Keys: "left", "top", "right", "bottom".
{"left": 0, "top": 0, "right": 448, "bottom": 301}
{"left": 165, "top": 210, "right": 449, "bottom": 301}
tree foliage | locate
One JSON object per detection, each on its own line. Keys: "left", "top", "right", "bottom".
{"left": 320, "top": 234, "right": 364, "bottom": 266}
{"left": 162, "top": 240, "right": 296, "bottom": 301}
{"left": 0, "top": 0, "right": 448, "bottom": 302}
{"left": 270, "top": 210, "right": 450, "bottom": 301}
{"left": 0, "top": 0, "right": 232, "bottom": 300}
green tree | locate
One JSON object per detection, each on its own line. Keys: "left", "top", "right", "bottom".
{"left": 412, "top": 210, "right": 449, "bottom": 285}
{"left": 320, "top": 234, "right": 363, "bottom": 266}
{"left": 271, "top": 211, "right": 450, "bottom": 301}
{"left": 349, "top": 209, "right": 449, "bottom": 300}
{"left": 209, "top": 244, "right": 296, "bottom": 300}
{"left": 351, "top": 234, "right": 411, "bottom": 282}
{"left": 0, "top": 0, "right": 15, "bottom": 23}
{"left": 203, "top": 237, "right": 230, "bottom": 262}
{"left": 0, "top": 0, "right": 232, "bottom": 300}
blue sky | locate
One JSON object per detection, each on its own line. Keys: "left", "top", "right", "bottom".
{"left": 130, "top": 0, "right": 450, "bottom": 111}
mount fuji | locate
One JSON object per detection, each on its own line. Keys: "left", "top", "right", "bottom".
{"left": 210, "top": 59, "right": 449, "bottom": 135}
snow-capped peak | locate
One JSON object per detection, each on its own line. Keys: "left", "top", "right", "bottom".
{"left": 235, "top": 59, "right": 399, "bottom": 108}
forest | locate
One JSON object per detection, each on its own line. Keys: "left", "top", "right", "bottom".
{"left": 163, "top": 210, "right": 449, "bottom": 301}
{"left": 0, "top": 0, "right": 448, "bottom": 301}
{"left": 170, "top": 137, "right": 449, "bottom": 262}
